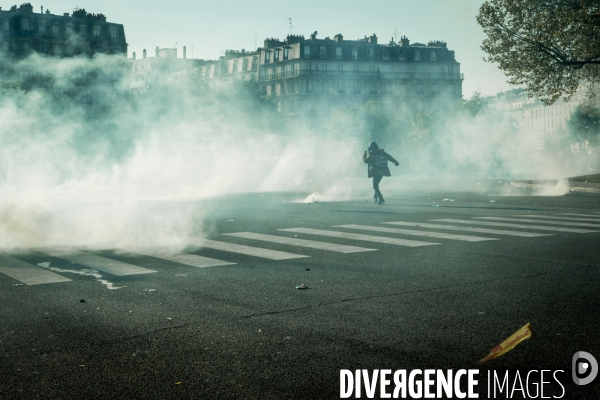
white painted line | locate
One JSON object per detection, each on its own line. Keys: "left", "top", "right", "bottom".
{"left": 334, "top": 224, "right": 498, "bottom": 242}
{"left": 135, "top": 251, "right": 236, "bottom": 268}
{"left": 223, "top": 232, "right": 377, "bottom": 253}
{"left": 39, "top": 248, "right": 157, "bottom": 276}
{"left": 557, "top": 213, "right": 600, "bottom": 218}
{"left": 431, "top": 219, "right": 599, "bottom": 233}
{"left": 279, "top": 228, "right": 439, "bottom": 247}
{"left": 516, "top": 215, "right": 600, "bottom": 222}
{"left": 185, "top": 238, "right": 309, "bottom": 260}
{"left": 0, "top": 254, "right": 71, "bottom": 285}
{"left": 383, "top": 221, "right": 552, "bottom": 237}
{"left": 474, "top": 217, "right": 600, "bottom": 228}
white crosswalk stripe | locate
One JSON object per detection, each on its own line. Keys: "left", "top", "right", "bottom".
{"left": 133, "top": 251, "right": 236, "bottom": 268}
{"left": 515, "top": 215, "right": 600, "bottom": 222}
{"left": 383, "top": 221, "right": 552, "bottom": 237}
{"left": 333, "top": 224, "right": 497, "bottom": 242}
{"left": 0, "top": 253, "right": 71, "bottom": 285}
{"left": 39, "top": 248, "right": 157, "bottom": 276}
{"left": 474, "top": 217, "right": 600, "bottom": 228}
{"left": 431, "top": 219, "right": 599, "bottom": 233}
{"left": 223, "top": 232, "right": 377, "bottom": 253}
{"left": 279, "top": 228, "right": 440, "bottom": 247}
{"left": 185, "top": 238, "right": 309, "bottom": 260}
{"left": 557, "top": 213, "right": 600, "bottom": 218}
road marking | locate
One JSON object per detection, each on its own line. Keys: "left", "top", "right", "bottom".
{"left": 185, "top": 238, "right": 309, "bottom": 260}
{"left": 39, "top": 248, "right": 157, "bottom": 276}
{"left": 474, "top": 217, "right": 600, "bottom": 228}
{"left": 431, "top": 219, "right": 599, "bottom": 233}
{"left": 333, "top": 224, "right": 497, "bottom": 242}
{"left": 279, "top": 228, "right": 439, "bottom": 247}
{"left": 134, "top": 251, "right": 236, "bottom": 268}
{"left": 515, "top": 215, "right": 600, "bottom": 222}
{"left": 223, "top": 232, "right": 377, "bottom": 253}
{"left": 383, "top": 221, "right": 552, "bottom": 237}
{"left": 0, "top": 254, "right": 71, "bottom": 285}
{"left": 557, "top": 213, "right": 600, "bottom": 218}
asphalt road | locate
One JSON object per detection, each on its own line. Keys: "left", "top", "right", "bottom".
{"left": 1, "top": 187, "right": 599, "bottom": 399}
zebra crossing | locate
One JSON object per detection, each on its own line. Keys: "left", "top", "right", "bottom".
{"left": 1, "top": 210, "right": 599, "bottom": 287}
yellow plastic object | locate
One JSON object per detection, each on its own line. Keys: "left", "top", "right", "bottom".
{"left": 478, "top": 322, "right": 532, "bottom": 364}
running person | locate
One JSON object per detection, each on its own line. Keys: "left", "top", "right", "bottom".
{"left": 362, "top": 141, "right": 399, "bottom": 205}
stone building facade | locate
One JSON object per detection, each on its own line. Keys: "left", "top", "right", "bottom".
{"left": 487, "top": 88, "right": 589, "bottom": 152}
{"left": 201, "top": 32, "right": 463, "bottom": 115}
{"left": 0, "top": 3, "right": 127, "bottom": 59}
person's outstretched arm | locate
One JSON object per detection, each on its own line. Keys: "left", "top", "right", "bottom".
{"left": 384, "top": 151, "right": 399, "bottom": 166}
{"left": 363, "top": 150, "right": 370, "bottom": 164}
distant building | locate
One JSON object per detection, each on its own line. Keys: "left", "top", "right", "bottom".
{"left": 0, "top": 3, "right": 127, "bottom": 59}
{"left": 201, "top": 32, "right": 463, "bottom": 115}
{"left": 487, "top": 88, "right": 589, "bottom": 152}
{"left": 129, "top": 46, "right": 211, "bottom": 94}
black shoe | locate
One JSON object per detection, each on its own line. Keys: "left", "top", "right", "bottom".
{"left": 377, "top": 199, "right": 385, "bottom": 205}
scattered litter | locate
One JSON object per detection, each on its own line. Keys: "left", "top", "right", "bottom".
{"left": 12, "top": 283, "right": 24, "bottom": 287}
{"left": 443, "top": 198, "right": 455, "bottom": 202}
{"left": 80, "top": 299, "right": 86, "bottom": 303}
{"left": 174, "top": 274, "right": 188, "bottom": 277}
{"left": 228, "top": 220, "right": 234, "bottom": 222}
{"left": 296, "top": 284, "right": 308, "bottom": 290}
{"left": 432, "top": 205, "right": 440, "bottom": 207}
{"left": 490, "top": 200, "right": 495, "bottom": 203}
{"left": 305, "top": 268, "right": 310, "bottom": 271}
{"left": 167, "top": 318, "right": 173, "bottom": 321}
{"left": 147, "top": 289, "right": 157, "bottom": 292}
{"left": 478, "top": 322, "right": 532, "bottom": 364}
{"left": 175, "top": 382, "right": 182, "bottom": 385}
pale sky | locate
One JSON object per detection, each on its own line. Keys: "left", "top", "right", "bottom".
{"left": 31, "top": 0, "right": 511, "bottom": 97}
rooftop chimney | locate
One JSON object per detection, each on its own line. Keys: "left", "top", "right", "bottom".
{"left": 132, "top": 52, "right": 136, "bottom": 60}
{"left": 63, "top": 12, "right": 69, "bottom": 17}
{"left": 183, "top": 46, "right": 186, "bottom": 59}
{"left": 41, "top": 6, "right": 43, "bottom": 14}
{"left": 155, "top": 46, "right": 159, "bottom": 57}
{"left": 143, "top": 49, "right": 147, "bottom": 58}
{"left": 334, "top": 34, "right": 343, "bottom": 42}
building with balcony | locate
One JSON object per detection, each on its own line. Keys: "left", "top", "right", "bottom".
{"left": 0, "top": 3, "right": 127, "bottom": 59}
{"left": 202, "top": 31, "right": 463, "bottom": 115}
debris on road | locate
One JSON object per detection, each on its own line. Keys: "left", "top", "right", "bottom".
{"left": 228, "top": 220, "right": 234, "bottom": 222}
{"left": 478, "top": 322, "right": 532, "bottom": 364}
{"left": 80, "top": 299, "right": 86, "bottom": 303}
{"left": 296, "top": 284, "right": 308, "bottom": 290}
{"left": 305, "top": 268, "right": 311, "bottom": 271}
{"left": 490, "top": 200, "right": 495, "bottom": 203}
{"left": 147, "top": 289, "right": 157, "bottom": 292}
{"left": 12, "top": 283, "right": 24, "bottom": 287}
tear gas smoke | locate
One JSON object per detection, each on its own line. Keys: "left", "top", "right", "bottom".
{"left": 0, "top": 53, "right": 596, "bottom": 251}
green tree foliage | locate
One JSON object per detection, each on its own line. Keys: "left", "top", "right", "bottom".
{"left": 568, "top": 104, "right": 600, "bottom": 145}
{"left": 477, "top": 0, "right": 600, "bottom": 104}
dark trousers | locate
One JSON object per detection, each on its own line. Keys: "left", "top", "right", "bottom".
{"left": 373, "top": 175, "right": 384, "bottom": 200}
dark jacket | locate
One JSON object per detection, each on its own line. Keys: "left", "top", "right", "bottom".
{"left": 363, "top": 149, "right": 399, "bottom": 178}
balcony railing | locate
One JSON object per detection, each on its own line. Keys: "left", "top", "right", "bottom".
{"left": 259, "top": 70, "right": 463, "bottom": 82}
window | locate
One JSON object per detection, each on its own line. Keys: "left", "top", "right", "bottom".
{"left": 80, "top": 24, "right": 87, "bottom": 35}
{"left": 320, "top": 46, "right": 326, "bottom": 57}
{"left": 21, "top": 19, "right": 29, "bottom": 32}
{"left": 251, "top": 56, "right": 258, "bottom": 70}
{"left": 354, "top": 81, "right": 360, "bottom": 94}
{"left": 321, "top": 81, "right": 328, "bottom": 93}
{"left": 351, "top": 47, "right": 358, "bottom": 60}
{"left": 93, "top": 26, "right": 100, "bottom": 37}
{"left": 354, "top": 64, "right": 359, "bottom": 74}
{"left": 39, "top": 20, "right": 46, "bottom": 32}
{"left": 23, "top": 41, "right": 30, "bottom": 51}
{"left": 304, "top": 45, "right": 311, "bottom": 58}
{"left": 336, "top": 47, "right": 342, "bottom": 60}
{"left": 321, "top": 64, "right": 328, "bottom": 75}
{"left": 265, "top": 51, "right": 271, "bottom": 64}
{"left": 337, "top": 81, "right": 345, "bottom": 93}
{"left": 307, "top": 81, "right": 313, "bottom": 93}
{"left": 242, "top": 58, "right": 248, "bottom": 71}
{"left": 232, "top": 60, "right": 238, "bottom": 73}
{"left": 370, "top": 82, "right": 377, "bottom": 94}
{"left": 414, "top": 50, "right": 421, "bottom": 61}
{"left": 274, "top": 49, "right": 280, "bottom": 62}
{"left": 367, "top": 48, "right": 374, "bottom": 57}
{"left": 430, "top": 51, "right": 436, "bottom": 61}
{"left": 266, "top": 68, "right": 273, "bottom": 80}
{"left": 3, "top": 20, "right": 8, "bottom": 31}
{"left": 283, "top": 47, "right": 288, "bottom": 61}
{"left": 337, "top": 64, "right": 343, "bottom": 74}
{"left": 369, "top": 65, "right": 376, "bottom": 75}
{"left": 110, "top": 27, "right": 117, "bottom": 40}
{"left": 53, "top": 23, "right": 60, "bottom": 35}
{"left": 382, "top": 49, "right": 390, "bottom": 61}
{"left": 66, "top": 23, "right": 74, "bottom": 35}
